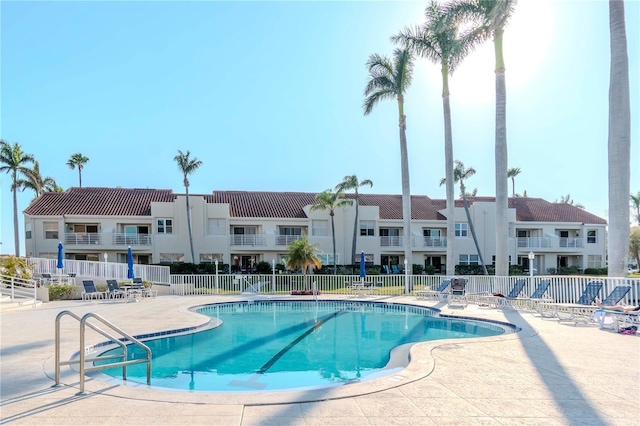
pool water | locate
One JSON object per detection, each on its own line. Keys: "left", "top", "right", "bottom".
{"left": 97, "top": 301, "right": 510, "bottom": 392}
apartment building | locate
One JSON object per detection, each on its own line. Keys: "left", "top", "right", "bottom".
{"left": 23, "top": 187, "right": 608, "bottom": 274}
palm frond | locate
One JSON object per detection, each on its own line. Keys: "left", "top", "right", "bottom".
{"left": 363, "top": 88, "right": 396, "bottom": 115}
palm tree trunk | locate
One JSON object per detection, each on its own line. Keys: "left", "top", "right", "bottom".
{"left": 494, "top": 30, "right": 509, "bottom": 277}
{"left": 12, "top": 178, "right": 20, "bottom": 256}
{"left": 351, "top": 197, "right": 358, "bottom": 273}
{"left": 608, "top": 0, "right": 631, "bottom": 277}
{"left": 78, "top": 168, "right": 82, "bottom": 188}
{"left": 398, "top": 100, "right": 412, "bottom": 293}
{"left": 461, "top": 181, "right": 488, "bottom": 275}
{"left": 185, "top": 184, "right": 196, "bottom": 263}
{"left": 330, "top": 213, "right": 337, "bottom": 274}
{"left": 442, "top": 66, "right": 455, "bottom": 277}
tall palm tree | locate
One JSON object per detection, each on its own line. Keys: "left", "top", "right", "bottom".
{"left": 286, "top": 235, "right": 321, "bottom": 291}
{"left": 448, "top": 0, "right": 516, "bottom": 277}
{"left": 507, "top": 167, "right": 521, "bottom": 197}
{"left": 630, "top": 191, "right": 640, "bottom": 225}
{"left": 174, "top": 150, "right": 203, "bottom": 263}
{"left": 440, "top": 160, "right": 488, "bottom": 275}
{"left": 0, "top": 139, "right": 35, "bottom": 256}
{"left": 310, "top": 189, "right": 353, "bottom": 274}
{"left": 363, "top": 48, "right": 414, "bottom": 282}
{"left": 608, "top": 0, "right": 631, "bottom": 278}
{"left": 17, "top": 161, "right": 61, "bottom": 200}
{"left": 335, "top": 175, "right": 372, "bottom": 271}
{"left": 392, "top": 0, "right": 480, "bottom": 277}
{"left": 66, "top": 153, "right": 89, "bottom": 187}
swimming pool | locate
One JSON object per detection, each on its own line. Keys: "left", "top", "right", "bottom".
{"left": 97, "top": 300, "right": 514, "bottom": 392}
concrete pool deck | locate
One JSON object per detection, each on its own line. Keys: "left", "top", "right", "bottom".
{"left": 1, "top": 294, "right": 638, "bottom": 425}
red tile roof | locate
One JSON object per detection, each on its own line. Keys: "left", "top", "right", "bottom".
{"left": 23, "top": 187, "right": 607, "bottom": 224}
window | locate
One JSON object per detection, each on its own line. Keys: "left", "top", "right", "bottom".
{"left": 459, "top": 254, "right": 479, "bottom": 265}
{"left": 25, "top": 223, "right": 31, "bottom": 239}
{"left": 312, "top": 220, "right": 328, "bottom": 236}
{"left": 587, "top": 230, "right": 597, "bottom": 244}
{"left": 491, "top": 255, "right": 512, "bottom": 265}
{"left": 455, "top": 223, "right": 468, "bottom": 237}
{"left": 208, "top": 219, "right": 225, "bottom": 235}
{"left": 160, "top": 253, "right": 184, "bottom": 263}
{"left": 379, "top": 228, "right": 399, "bottom": 237}
{"left": 200, "top": 253, "right": 224, "bottom": 263}
{"left": 157, "top": 219, "right": 173, "bottom": 234}
{"left": 587, "top": 255, "right": 602, "bottom": 269}
{"left": 44, "top": 222, "right": 58, "bottom": 239}
{"left": 423, "top": 229, "right": 441, "bottom": 237}
{"left": 279, "top": 227, "right": 302, "bottom": 236}
{"left": 360, "top": 221, "right": 375, "bottom": 236}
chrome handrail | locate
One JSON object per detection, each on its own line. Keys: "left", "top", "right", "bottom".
{"left": 54, "top": 310, "right": 152, "bottom": 393}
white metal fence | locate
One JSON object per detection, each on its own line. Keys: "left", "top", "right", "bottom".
{"left": 0, "top": 274, "right": 38, "bottom": 308}
{"left": 27, "top": 258, "right": 171, "bottom": 284}
{"left": 170, "top": 273, "right": 640, "bottom": 305}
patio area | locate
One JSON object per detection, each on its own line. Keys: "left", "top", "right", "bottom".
{"left": 1, "top": 294, "right": 638, "bottom": 425}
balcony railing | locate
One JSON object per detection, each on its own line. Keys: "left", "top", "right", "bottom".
{"left": 423, "top": 236, "right": 446, "bottom": 247}
{"left": 230, "top": 234, "right": 267, "bottom": 246}
{"left": 559, "top": 237, "right": 583, "bottom": 248}
{"left": 380, "top": 236, "right": 404, "bottom": 247}
{"left": 64, "top": 233, "right": 102, "bottom": 245}
{"left": 517, "top": 237, "right": 552, "bottom": 248}
{"left": 276, "top": 235, "right": 303, "bottom": 245}
{"left": 112, "top": 233, "right": 152, "bottom": 246}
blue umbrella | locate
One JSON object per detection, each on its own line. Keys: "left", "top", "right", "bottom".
{"left": 56, "top": 242, "right": 64, "bottom": 270}
{"left": 127, "top": 246, "right": 135, "bottom": 279}
{"left": 359, "top": 251, "right": 366, "bottom": 281}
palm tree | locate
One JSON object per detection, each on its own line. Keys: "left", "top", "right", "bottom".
{"left": 174, "top": 150, "right": 203, "bottom": 263}
{"left": 335, "top": 175, "right": 372, "bottom": 271}
{"left": 392, "top": 1, "right": 481, "bottom": 277}
{"left": 440, "top": 160, "right": 488, "bottom": 275}
{"left": 507, "top": 167, "right": 521, "bottom": 197}
{"left": 17, "top": 161, "right": 61, "bottom": 200}
{"left": 608, "top": 0, "right": 631, "bottom": 277}
{"left": 557, "top": 194, "right": 585, "bottom": 210}
{"left": 630, "top": 191, "right": 640, "bottom": 225}
{"left": 448, "top": 0, "right": 516, "bottom": 277}
{"left": 364, "top": 48, "right": 414, "bottom": 281}
{"left": 0, "top": 140, "right": 35, "bottom": 256}
{"left": 286, "top": 235, "right": 321, "bottom": 291}
{"left": 66, "top": 153, "right": 89, "bottom": 187}
{"left": 310, "top": 189, "right": 353, "bottom": 274}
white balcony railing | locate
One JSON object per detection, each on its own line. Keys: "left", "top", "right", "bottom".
{"left": 423, "top": 236, "right": 446, "bottom": 247}
{"left": 230, "top": 234, "right": 267, "bottom": 246}
{"left": 64, "top": 233, "right": 102, "bottom": 245}
{"left": 559, "top": 237, "right": 583, "bottom": 248}
{"left": 380, "top": 236, "right": 404, "bottom": 247}
{"left": 112, "top": 233, "right": 152, "bottom": 246}
{"left": 276, "top": 235, "right": 303, "bottom": 245}
{"left": 517, "top": 237, "right": 552, "bottom": 248}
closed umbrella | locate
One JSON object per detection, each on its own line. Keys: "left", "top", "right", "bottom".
{"left": 57, "top": 242, "right": 64, "bottom": 270}
{"left": 127, "top": 246, "right": 135, "bottom": 279}
{"left": 359, "top": 251, "right": 366, "bottom": 283}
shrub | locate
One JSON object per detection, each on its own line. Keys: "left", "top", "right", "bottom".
{"left": 412, "top": 264, "right": 424, "bottom": 275}
{"left": 0, "top": 256, "right": 33, "bottom": 279}
{"left": 424, "top": 265, "right": 436, "bottom": 275}
{"left": 48, "top": 283, "right": 78, "bottom": 300}
{"left": 255, "top": 261, "right": 272, "bottom": 274}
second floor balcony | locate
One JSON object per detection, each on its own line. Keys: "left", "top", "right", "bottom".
{"left": 64, "top": 232, "right": 102, "bottom": 245}
{"left": 276, "top": 235, "right": 303, "bottom": 245}
{"left": 64, "top": 232, "right": 152, "bottom": 246}
{"left": 423, "top": 236, "right": 446, "bottom": 248}
{"left": 230, "top": 234, "right": 267, "bottom": 246}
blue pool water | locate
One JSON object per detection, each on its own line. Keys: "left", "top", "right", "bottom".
{"left": 97, "top": 301, "right": 512, "bottom": 392}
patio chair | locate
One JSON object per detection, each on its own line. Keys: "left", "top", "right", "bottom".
{"left": 391, "top": 264, "right": 400, "bottom": 274}
{"left": 383, "top": 265, "right": 391, "bottom": 274}
{"left": 40, "top": 273, "right": 52, "bottom": 286}
{"left": 520, "top": 279, "right": 552, "bottom": 312}
{"left": 537, "top": 281, "right": 604, "bottom": 324}
{"left": 474, "top": 279, "right": 528, "bottom": 309}
{"left": 106, "top": 279, "right": 128, "bottom": 300}
{"left": 131, "top": 277, "right": 157, "bottom": 298}
{"left": 415, "top": 279, "right": 450, "bottom": 300}
{"left": 447, "top": 278, "right": 467, "bottom": 307}
{"left": 82, "top": 280, "right": 107, "bottom": 301}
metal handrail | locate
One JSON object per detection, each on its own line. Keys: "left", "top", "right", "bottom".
{"left": 54, "top": 310, "right": 152, "bottom": 393}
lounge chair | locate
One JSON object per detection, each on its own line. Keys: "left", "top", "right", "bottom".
{"left": 520, "top": 279, "right": 552, "bottom": 312}
{"left": 594, "top": 308, "right": 639, "bottom": 333}
{"left": 447, "top": 278, "right": 467, "bottom": 307}
{"left": 383, "top": 265, "right": 391, "bottom": 274}
{"left": 82, "top": 280, "right": 107, "bottom": 301}
{"left": 473, "top": 279, "right": 527, "bottom": 309}
{"left": 391, "top": 264, "right": 400, "bottom": 274}
{"left": 415, "top": 279, "right": 450, "bottom": 300}
{"left": 106, "top": 279, "right": 128, "bottom": 299}
{"left": 131, "top": 277, "right": 157, "bottom": 298}
{"left": 40, "top": 273, "right": 52, "bottom": 285}
{"left": 538, "top": 281, "right": 605, "bottom": 324}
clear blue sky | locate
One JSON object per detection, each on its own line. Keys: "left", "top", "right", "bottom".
{"left": 1, "top": 0, "right": 638, "bottom": 255}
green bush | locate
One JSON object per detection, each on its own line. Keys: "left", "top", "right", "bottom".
{"left": 424, "top": 265, "right": 436, "bottom": 275}
{"left": 255, "top": 261, "right": 272, "bottom": 273}
{"left": 412, "top": 264, "right": 424, "bottom": 275}
{"left": 48, "top": 284, "right": 78, "bottom": 300}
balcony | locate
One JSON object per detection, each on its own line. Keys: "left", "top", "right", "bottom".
{"left": 517, "top": 237, "right": 552, "bottom": 248}
{"left": 380, "top": 236, "right": 404, "bottom": 247}
{"left": 276, "top": 235, "right": 303, "bottom": 245}
{"left": 64, "top": 233, "right": 102, "bottom": 245}
{"left": 112, "top": 233, "right": 152, "bottom": 246}
{"left": 559, "top": 237, "right": 583, "bottom": 248}
{"left": 230, "top": 234, "right": 267, "bottom": 246}
{"left": 423, "top": 236, "right": 446, "bottom": 248}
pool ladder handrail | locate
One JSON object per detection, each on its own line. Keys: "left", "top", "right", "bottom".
{"left": 54, "top": 310, "right": 152, "bottom": 394}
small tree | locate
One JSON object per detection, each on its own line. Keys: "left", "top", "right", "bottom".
{"left": 66, "top": 152, "right": 89, "bottom": 187}
{"left": 286, "top": 235, "right": 321, "bottom": 291}
{"left": 310, "top": 189, "right": 352, "bottom": 274}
